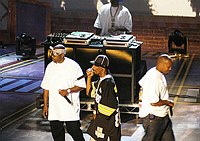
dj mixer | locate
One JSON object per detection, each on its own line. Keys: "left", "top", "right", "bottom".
{"left": 46, "top": 32, "right": 68, "bottom": 44}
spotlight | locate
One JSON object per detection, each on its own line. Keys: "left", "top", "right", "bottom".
{"left": 16, "top": 33, "right": 37, "bottom": 60}
{"left": 168, "top": 30, "right": 189, "bottom": 58}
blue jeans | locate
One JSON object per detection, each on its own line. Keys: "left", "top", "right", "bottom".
{"left": 142, "top": 114, "right": 175, "bottom": 141}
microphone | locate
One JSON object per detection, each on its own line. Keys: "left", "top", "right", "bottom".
{"left": 77, "top": 68, "right": 93, "bottom": 80}
{"left": 64, "top": 96, "right": 72, "bottom": 105}
{"left": 77, "top": 74, "right": 87, "bottom": 80}
{"left": 169, "top": 106, "right": 173, "bottom": 116}
{"left": 59, "top": 89, "right": 73, "bottom": 105}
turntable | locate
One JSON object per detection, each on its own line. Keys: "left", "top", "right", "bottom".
{"left": 63, "top": 31, "right": 94, "bottom": 45}
{"left": 103, "top": 34, "right": 136, "bottom": 47}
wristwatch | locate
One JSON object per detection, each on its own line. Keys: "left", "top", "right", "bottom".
{"left": 67, "top": 88, "right": 71, "bottom": 93}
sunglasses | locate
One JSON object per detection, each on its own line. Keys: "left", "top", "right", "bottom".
{"left": 49, "top": 50, "right": 62, "bottom": 57}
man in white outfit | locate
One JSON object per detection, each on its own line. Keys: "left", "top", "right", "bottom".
{"left": 94, "top": 0, "right": 132, "bottom": 36}
{"left": 139, "top": 54, "right": 175, "bottom": 141}
{"left": 41, "top": 44, "right": 86, "bottom": 141}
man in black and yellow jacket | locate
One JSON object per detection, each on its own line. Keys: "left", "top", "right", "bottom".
{"left": 86, "top": 54, "right": 121, "bottom": 141}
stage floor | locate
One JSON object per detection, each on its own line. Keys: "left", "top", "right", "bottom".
{"left": 1, "top": 45, "right": 200, "bottom": 141}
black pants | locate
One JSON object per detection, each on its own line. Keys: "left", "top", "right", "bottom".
{"left": 50, "top": 120, "right": 85, "bottom": 141}
{"left": 142, "top": 114, "right": 175, "bottom": 141}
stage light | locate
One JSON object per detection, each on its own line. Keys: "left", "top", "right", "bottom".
{"left": 168, "top": 30, "right": 189, "bottom": 58}
{"left": 16, "top": 33, "right": 37, "bottom": 60}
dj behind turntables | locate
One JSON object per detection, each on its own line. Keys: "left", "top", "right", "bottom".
{"left": 94, "top": 0, "right": 132, "bottom": 36}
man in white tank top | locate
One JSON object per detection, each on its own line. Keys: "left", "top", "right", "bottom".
{"left": 94, "top": 0, "right": 132, "bottom": 36}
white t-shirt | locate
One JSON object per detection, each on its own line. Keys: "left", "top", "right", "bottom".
{"left": 41, "top": 57, "right": 86, "bottom": 121}
{"left": 94, "top": 3, "right": 132, "bottom": 36}
{"left": 139, "top": 67, "right": 170, "bottom": 118}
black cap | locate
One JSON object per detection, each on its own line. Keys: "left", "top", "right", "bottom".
{"left": 90, "top": 55, "right": 109, "bottom": 68}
